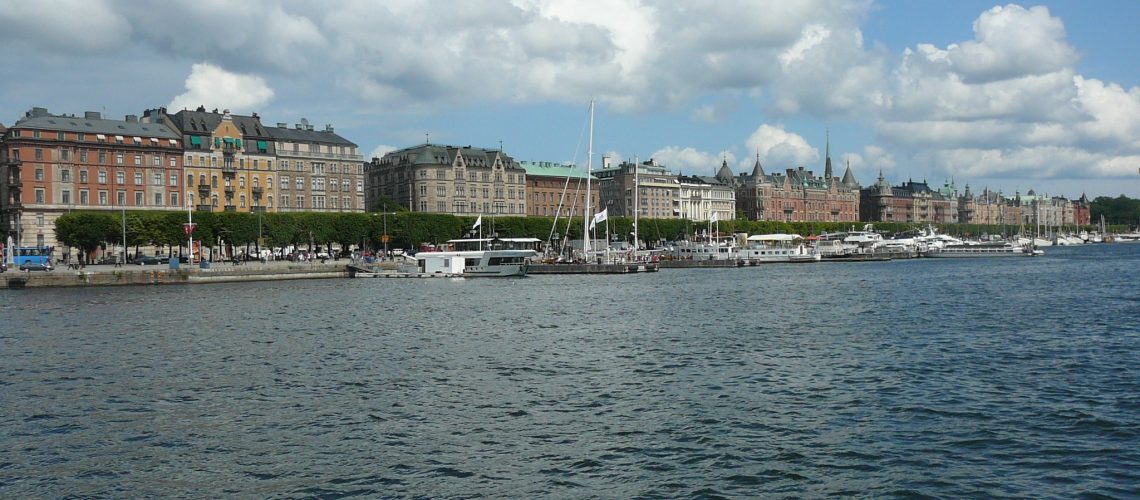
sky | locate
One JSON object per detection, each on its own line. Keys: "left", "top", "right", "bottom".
{"left": 1, "top": 0, "right": 1138, "bottom": 200}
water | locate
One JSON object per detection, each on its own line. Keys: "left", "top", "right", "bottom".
{"left": 2, "top": 244, "right": 1138, "bottom": 498}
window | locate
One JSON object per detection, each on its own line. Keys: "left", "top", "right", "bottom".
{"left": 152, "top": 172, "right": 161, "bottom": 186}
{"left": 35, "top": 168, "right": 44, "bottom": 181}
{"left": 420, "top": 185, "right": 427, "bottom": 196}
{"left": 212, "top": 175, "right": 218, "bottom": 188}
{"left": 171, "top": 193, "right": 179, "bottom": 206}
{"left": 117, "top": 191, "right": 126, "bottom": 205}
{"left": 80, "top": 190, "right": 89, "bottom": 204}
{"left": 420, "top": 201, "right": 427, "bottom": 211}
{"left": 116, "top": 171, "right": 125, "bottom": 184}
{"left": 98, "top": 171, "right": 108, "bottom": 184}
{"left": 135, "top": 172, "right": 143, "bottom": 185}
{"left": 99, "top": 191, "right": 108, "bottom": 206}
{"left": 240, "top": 195, "right": 246, "bottom": 208}
{"left": 281, "top": 176, "right": 289, "bottom": 190}
{"left": 61, "top": 149, "right": 70, "bottom": 161}
{"left": 135, "top": 192, "right": 143, "bottom": 206}
{"left": 170, "top": 157, "right": 177, "bottom": 168}
{"left": 239, "top": 176, "right": 246, "bottom": 189}
{"left": 170, "top": 174, "right": 178, "bottom": 186}
{"left": 154, "top": 193, "right": 163, "bottom": 206}
{"left": 357, "top": 180, "right": 363, "bottom": 192}
{"left": 295, "top": 178, "right": 303, "bottom": 190}
{"left": 80, "top": 170, "right": 88, "bottom": 183}
{"left": 267, "top": 195, "right": 273, "bottom": 208}
{"left": 437, "top": 201, "right": 446, "bottom": 212}
{"left": 35, "top": 148, "right": 44, "bottom": 160}
{"left": 78, "top": 133, "right": 85, "bottom": 141}
{"left": 297, "top": 197, "right": 304, "bottom": 209}
{"left": 282, "top": 195, "right": 289, "bottom": 208}
{"left": 35, "top": 188, "right": 45, "bottom": 203}
{"left": 211, "top": 195, "right": 218, "bottom": 207}
{"left": 436, "top": 186, "right": 446, "bottom": 197}
{"left": 80, "top": 150, "right": 88, "bottom": 162}
{"left": 115, "top": 153, "right": 124, "bottom": 165}
{"left": 281, "top": 160, "right": 289, "bottom": 171}
{"left": 62, "top": 190, "right": 71, "bottom": 204}
{"left": 153, "top": 155, "right": 161, "bottom": 166}
{"left": 99, "top": 151, "right": 107, "bottom": 164}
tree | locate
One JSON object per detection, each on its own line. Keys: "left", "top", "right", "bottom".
{"left": 54, "top": 212, "right": 117, "bottom": 264}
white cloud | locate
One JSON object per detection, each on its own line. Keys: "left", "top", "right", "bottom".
{"left": 648, "top": 146, "right": 735, "bottom": 175}
{"left": 168, "top": 63, "right": 275, "bottom": 113}
{"left": 947, "top": 5, "right": 1078, "bottom": 84}
{"left": 745, "top": 124, "right": 818, "bottom": 168}
{"left": 369, "top": 144, "right": 398, "bottom": 161}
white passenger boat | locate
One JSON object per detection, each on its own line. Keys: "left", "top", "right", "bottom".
{"left": 736, "top": 234, "right": 820, "bottom": 263}
{"left": 922, "top": 242, "right": 1043, "bottom": 258}
{"left": 415, "top": 237, "right": 540, "bottom": 277}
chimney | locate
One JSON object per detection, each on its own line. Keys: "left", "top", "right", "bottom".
{"left": 85, "top": 111, "right": 101, "bottom": 120}
{"left": 325, "top": 124, "right": 333, "bottom": 133}
{"left": 125, "top": 114, "right": 138, "bottom": 123}
{"left": 28, "top": 107, "right": 49, "bottom": 118}
{"left": 277, "top": 122, "right": 287, "bottom": 128}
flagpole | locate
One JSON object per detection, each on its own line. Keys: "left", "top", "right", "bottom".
{"left": 633, "top": 155, "right": 639, "bottom": 253}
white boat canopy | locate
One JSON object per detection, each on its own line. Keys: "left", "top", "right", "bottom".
{"left": 746, "top": 233, "right": 803, "bottom": 242}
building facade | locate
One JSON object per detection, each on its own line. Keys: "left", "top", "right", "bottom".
{"left": 594, "top": 158, "right": 683, "bottom": 219}
{"left": 734, "top": 144, "right": 860, "bottom": 223}
{"left": 366, "top": 144, "right": 527, "bottom": 215}
{"left": 1, "top": 107, "right": 183, "bottom": 251}
{"left": 161, "top": 107, "right": 277, "bottom": 213}
{"left": 267, "top": 118, "right": 364, "bottom": 213}
{"left": 519, "top": 161, "right": 598, "bottom": 218}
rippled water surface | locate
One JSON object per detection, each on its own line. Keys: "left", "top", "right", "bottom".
{"left": 2, "top": 244, "right": 1138, "bottom": 497}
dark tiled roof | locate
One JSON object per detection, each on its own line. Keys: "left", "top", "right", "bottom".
{"left": 15, "top": 109, "right": 179, "bottom": 138}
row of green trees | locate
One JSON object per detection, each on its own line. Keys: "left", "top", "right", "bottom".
{"left": 56, "top": 209, "right": 1092, "bottom": 261}
{"left": 1090, "top": 195, "right": 1140, "bottom": 227}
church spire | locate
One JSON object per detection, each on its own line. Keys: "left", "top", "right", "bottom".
{"left": 823, "top": 130, "right": 833, "bottom": 182}
{"left": 750, "top": 151, "right": 765, "bottom": 178}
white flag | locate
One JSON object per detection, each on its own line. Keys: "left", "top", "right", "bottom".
{"left": 473, "top": 215, "right": 482, "bottom": 229}
{"left": 594, "top": 208, "right": 608, "bottom": 224}
{"left": 710, "top": 211, "right": 719, "bottom": 223}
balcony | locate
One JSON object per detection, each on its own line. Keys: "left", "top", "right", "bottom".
{"left": 224, "top": 186, "right": 234, "bottom": 194}
{"left": 251, "top": 186, "right": 263, "bottom": 197}
{"left": 250, "top": 206, "right": 266, "bottom": 213}
{"left": 222, "top": 165, "right": 236, "bottom": 175}
{"left": 7, "top": 178, "right": 20, "bottom": 188}
{"left": 224, "top": 205, "right": 237, "bottom": 212}
{"left": 197, "top": 184, "right": 211, "bottom": 195}
{"left": 196, "top": 204, "right": 211, "bottom": 212}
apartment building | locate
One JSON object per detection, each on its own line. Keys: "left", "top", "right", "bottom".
{"left": 1, "top": 107, "right": 183, "bottom": 250}
{"left": 267, "top": 118, "right": 364, "bottom": 212}
{"left": 519, "top": 161, "right": 598, "bottom": 218}
{"left": 366, "top": 144, "right": 527, "bottom": 215}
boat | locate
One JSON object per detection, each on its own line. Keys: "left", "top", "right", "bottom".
{"left": 414, "top": 237, "right": 540, "bottom": 277}
{"left": 736, "top": 234, "right": 820, "bottom": 263}
{"left": 922, "top": 242, "right": 1043, "bottom": 258}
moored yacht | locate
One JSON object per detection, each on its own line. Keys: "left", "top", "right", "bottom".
{"left": 922, "top": 241, "right": 1043, "bottom": 258}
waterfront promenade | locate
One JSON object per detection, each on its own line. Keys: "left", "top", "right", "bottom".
{"left": 1, "top": 259, "right": 348, "bottom": 289}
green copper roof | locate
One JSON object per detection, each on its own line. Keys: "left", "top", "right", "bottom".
{"left": 519, "top": 160, "right": 595, "bottom": 180}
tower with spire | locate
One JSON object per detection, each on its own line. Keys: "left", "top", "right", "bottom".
{"left": 823, "top": 130, "right": 833, "bottom": 183}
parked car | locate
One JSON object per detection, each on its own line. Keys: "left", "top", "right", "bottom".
{"left": 19, "top": 261, "right": 52, "bottom": 271}
{"left": 133, "top": 255, "right": 161, "bottom": 265}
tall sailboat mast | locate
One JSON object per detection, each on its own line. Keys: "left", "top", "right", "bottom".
{"left": 633, "top": 154, "right": 639, "bottom": 251}
{"left": 583, "top": 99, "right": 594, "bottom": 254}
